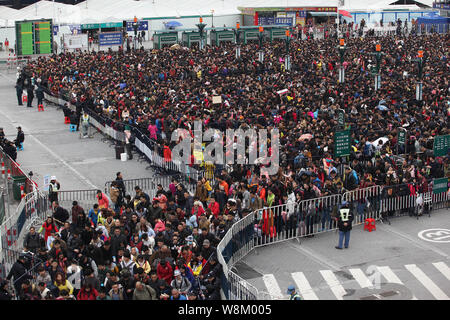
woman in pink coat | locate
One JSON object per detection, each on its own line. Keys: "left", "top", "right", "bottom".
{"left": 96, "top": 190, "right": 109, "bottom": 209}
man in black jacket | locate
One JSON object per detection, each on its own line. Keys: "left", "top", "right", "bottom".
{"left": 23, "top": 227, "right": 44, "bottom": 254}
{"left": 115, "top": 172, "right": 126, "bottom": 198}
{"left": 52, "top": 201, "right": 69, "bottom": 228}
{"left": 335, "top": 201, "right": 354, "bottom": 249}
{"left": 110, "top": 227, "right": 128, "bottom": 261}
{"left": 14, "top": 126, "right": 24, "bottom": 150}
{"left": 6, "top": 255, "right": 33, "bottom": 298}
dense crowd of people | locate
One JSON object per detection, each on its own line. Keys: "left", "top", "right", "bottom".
{"left": 1, "top": 28, "right": 449, "bottom": 300}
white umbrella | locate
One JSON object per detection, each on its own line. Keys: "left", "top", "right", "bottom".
{"left": 371, "top": 137, "right": 388, "bottom": 147}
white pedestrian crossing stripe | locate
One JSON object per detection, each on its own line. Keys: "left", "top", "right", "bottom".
{"left": 320, "top": 270, "right": 347, "bottom": 300}
{"left": 262, "top": 274, "right": 284, "bottom": 299}
{"left": 291, "top": 272, "right": 319, "bottom": 300}
{"left": 432, "top": 262, "right": 450, "bottom": 281}
{"left": 349, "top": 268, "right": 373, "bottom": 288}
{"left": 377, "top": 266, "right": 418, "bottom": 300}
{"left": 405, "top": 264, "right": 450, "bottom": 300}
{"left": 260, "top": 262, "right": 450, "bottom": 300}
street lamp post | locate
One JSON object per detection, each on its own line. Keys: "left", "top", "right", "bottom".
{"left": 413, "top": 48, "right": 426, "bottom": 101}
{"left": 258, "top": 25, "right": 264, "bottom": 63}
{"left": 370, "top": 43, "right": 385, "bottom": 91}
{"left": 285, "top": 29, "right": 292, "bottom": 71}
{"left": 211, "top": 9, "right": 215, "bottom": 28}
{"left": 337, "top": 38, "right": 346, "bottom": 83}
{"left": 196, "top": 17, "right": 207, "bottom": 50}
{"left": 234, "top": 22, "right": 242, "bottom": 59}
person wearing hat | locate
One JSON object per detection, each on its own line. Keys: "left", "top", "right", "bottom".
{"left": 170, "top": 268, "right": 192, "bottom": 295}
{"left": 0, "top": 279, "right": 13, "bottom": 300}
{"left": 335, "top": 201, "right": 354, "bottom": 250}
{"left": 287, "top": 285, "right": 302, "bottom": 300}
{"left": 48, "top": 176, "right": 61, "bottom": 204}
{"left": 14, "top": 126, "right": 24, "bottom": 151}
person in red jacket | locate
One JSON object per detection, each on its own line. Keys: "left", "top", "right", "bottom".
{"left": 208, "top": 199, "right": 220, "bottom": 219}
{"left": 96, "top": 190, "right": 109, "bottom": 209}
{"left": 39, "top": 217, "right": 58, "bottom": 243}
{"left": 156, "top": 259, "right": 173, "bottom": 285}
{"left": 77, "top": 283, "right": 98, "bottom": 300}
{"left": 192, "top": 201, "right": 205, "bottom": 217}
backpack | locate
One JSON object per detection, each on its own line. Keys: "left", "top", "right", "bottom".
{"left": 363, "top": 143, "right": 374, "bottom": 157}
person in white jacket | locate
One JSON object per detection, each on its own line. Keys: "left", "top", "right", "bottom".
{"left": 66, "top": 260, "right": 83, "bottom": 297}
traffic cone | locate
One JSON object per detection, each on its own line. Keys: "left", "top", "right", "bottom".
{"left": 38, "top": 104, "right": 44, "bottom": 111}
{"left": 7, "top": 169, "right": 11, "bottom": 180}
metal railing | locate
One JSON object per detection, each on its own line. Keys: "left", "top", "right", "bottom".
{"left": 217, "top": 184, "right": 449, "bottom": 300}
{"left": 104, "top": 175, "right": 196, "bottom": 200}
{"left": 42, "top": 91, "right": 204, "bottom": 187}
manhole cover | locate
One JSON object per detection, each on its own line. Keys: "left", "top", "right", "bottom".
{"left": 360, "top": 295, "right": 379, "bottom": 300}
{"left": 379, "top": 291, "right": 398, "bottom": 298}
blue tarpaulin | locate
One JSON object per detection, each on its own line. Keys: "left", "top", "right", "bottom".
{"left": 417, "top": 12, "right": 450, "bottom": 25}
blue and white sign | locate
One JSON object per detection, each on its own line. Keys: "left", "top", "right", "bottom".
{"left": 99, "top": 32, "right": 123, "bottom": 46}
{"left": 69, "top": 24, "right": 82, "bottom": 35}
{"left": 53, "top": 25, "right": 59, "bottom": 35}
{"left": 258, "top": 17, "right": 294, "bottom": 26}
{"left": 298, "top": 11, "right": 307, "bottom": 18}
{"left": 126, "top": 20, "right": 149, "bottom": 32}
{"left": 275, "top": 17, "right": 294, "bottom": 25}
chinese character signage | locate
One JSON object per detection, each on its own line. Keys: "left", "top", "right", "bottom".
{"left": 433, "top": 177, "right": 448, "bottom": 194}
{"left": 334, "top": 130, "right": 351, "bottom": 158}
{"left": 99, "top": 32, "right": 123, "bottom": 46}
{"left": 398, "top": 130, "right": 406, "bottom": 146}
{"left": 433, "top": 134, "right": 449, "bottom": 157}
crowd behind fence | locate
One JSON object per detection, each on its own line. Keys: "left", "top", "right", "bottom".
{"left": 217, "top": 183, "right": 449, "bottom": 300}
{"left": 42, "top": 91, "right": 205, "bottom": 184}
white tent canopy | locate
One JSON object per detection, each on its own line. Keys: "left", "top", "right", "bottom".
{"left": 0, "top": 0, "right": 436, "bottom": 27}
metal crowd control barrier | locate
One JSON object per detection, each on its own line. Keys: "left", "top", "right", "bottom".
{"left": 0, "top": 188, "right": 5, "bottom": 225}
{"left": 42, "top": 90, "right": 203, "bottom": 186}
{"left": 104, "top": 174, "right": 196, "bottom": 201}
{"left": 217, "top": 184, "right": 449, "bottom": 300}
{"left": 343, "top": 186, "right": 382, "bottom": 225}
{"left": 42, "top": 189, "right": 101, "bottom": 214}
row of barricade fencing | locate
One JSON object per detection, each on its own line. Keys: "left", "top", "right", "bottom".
{"left": 0, "top": 188, "right": 50, "bottom": 279}
{"left": 104, "top": 175, "right": 196, "bottom": 202}
{"left": 0, "top": 188, "right": 5, "bottom": 226}
{"left": 217, "top": 183, "right": 449, "bottom": 300}
{"left": 42, "top": 90, "right": 202, "bottom": 192}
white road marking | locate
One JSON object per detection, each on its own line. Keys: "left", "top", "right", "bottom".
{"left": 405, "top": 264, "right": 450, "bottom": 300}
{"left": 349, "top": 268, "right": 373, "bottom": 288}
{"left": 319, "top": 270, "right": 346, "bottom": 300}
{"left": 380, "top": 225, "right": 449, "bottom": 258}
{"left": 262, "top": 274, "right": 284, "bottom": 300}
{"left": 291, "top": 272, "right": 319, "bottom": 300}
{"left": 377, "top": 266, "right": 418, "bottom": 300}
{"left": 0, "top": 106, "right": 98, "bottom": 190}
{"left": 432, "top": 262, "right": 450, "bottom": 281}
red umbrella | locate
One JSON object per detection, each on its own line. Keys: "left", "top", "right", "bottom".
{"left": 339, "top": 10, "right": 352, "bottom": 18}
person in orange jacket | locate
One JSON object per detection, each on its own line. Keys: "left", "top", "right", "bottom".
{"left": 96, "top": 190, "right": 109, "bottom": 209}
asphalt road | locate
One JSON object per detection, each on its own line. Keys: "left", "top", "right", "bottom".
{"left": 0, "top": 69, "right": 153, "bottom": 192}
{"left": 236, "top": 208, "right": 450, "bottom": 300}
